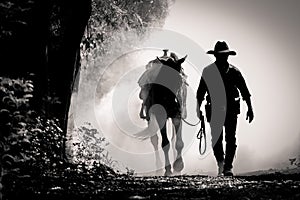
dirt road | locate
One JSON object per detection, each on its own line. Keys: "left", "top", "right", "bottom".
{"left": 104, "top": 174, "right": 300, "bottom": 199}
{"left": 6, "top": 172, "right": 299, "bottom": 199}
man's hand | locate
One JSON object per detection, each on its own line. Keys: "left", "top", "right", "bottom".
{"left": 196, "top": 102, "right": 202, "bottom": 119}
{"left": 246, "top": 108, "right": 254, "bottom": 123}
{"left": 197, "top": 108, "right": 202, "bottom": 119}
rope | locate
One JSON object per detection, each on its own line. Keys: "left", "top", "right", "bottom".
{"left": 197, "top": 128, "right": 207, "bottom": 155}
{"left": 181, "top": 118, "right": 201, "bottom": 126}
{"left": 181, "top": 117, "right": 206, "bottom": 155}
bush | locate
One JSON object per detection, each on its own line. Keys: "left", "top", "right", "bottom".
{"left": 0, "top": 77, "right": 119, "bottom": 198}
{"left": 71, "top": 122, "right": 116, "bottom": 169}
{"left": 0, "top": 77, "right": 63, "bottom": 179}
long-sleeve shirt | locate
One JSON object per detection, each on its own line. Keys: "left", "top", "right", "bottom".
{"left": 197, "top": 62, "right": 251, "bottom": 113}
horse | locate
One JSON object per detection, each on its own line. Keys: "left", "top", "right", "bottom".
{"left": 136, "top": 50, "right": 187, "bottom": 176}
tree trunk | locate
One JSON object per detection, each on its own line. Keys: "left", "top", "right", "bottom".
{"left": 48, "top": 0, "right": 91, "bottom": 158}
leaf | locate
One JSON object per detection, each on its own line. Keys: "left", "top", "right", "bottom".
{"left": 27, "top": 83, "right": 34, "bottom": 89}
{"left": 2, "top": 154, "right": 16, "bottom": 167}
{"left": 23, "top": 94, "right": 33, "bottom": 99}
{"left": 17, "top": 122, "right": 27, "bottom": 128}
{"left": 31, "top": 128, "right": 43, "bottom": 134}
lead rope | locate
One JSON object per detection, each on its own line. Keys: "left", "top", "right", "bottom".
{"left": 181, "top": 116, "right": 207, "bottom": 155}
{"left": 182, "top": 118, "right": 200, "bottom": 126}
{"left": 197, "top": 127, "right": 206, "bottom": 155}
{"left": 198, "top": 113, "right": 207, "bottom": 155}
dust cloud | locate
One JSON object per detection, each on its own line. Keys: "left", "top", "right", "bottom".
{"left": 68, "top": 0, "right": 300, "bottom": 176}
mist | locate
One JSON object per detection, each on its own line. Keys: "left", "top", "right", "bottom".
{"left": 163, "top": 0, "right": 300, "bottom": 174}
{"left": 69, "top": 0, "right": 300, "bottom": 176}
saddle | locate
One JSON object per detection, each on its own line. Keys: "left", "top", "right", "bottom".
{"left": 138, "top": 50, "right": 187, "bottom": 120}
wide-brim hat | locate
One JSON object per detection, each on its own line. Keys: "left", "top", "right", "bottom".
{"left": 207, "top": 41, "right": 236, "bottom": 56}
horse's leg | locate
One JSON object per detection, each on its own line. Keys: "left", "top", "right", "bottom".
{"left": 150, "top": 134, "right": 163, "bottom": 174}
{"left": 171, "top": 124, "right": 177, "bottom": 163}
{"left": 172, "top": 116, "right": 184, "bottom": 173}
{"left": 134, "top": 105, "right": 166, "bottom": 139}
{"left": 161, "top": 121, "right": 172, "bottom": 176}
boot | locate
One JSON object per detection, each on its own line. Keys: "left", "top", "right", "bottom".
{"left": 223, "top": 168, "right": 233, "bottom": 176}
{"left": 217, "top": 161, "right": 224, "bottom": 176}
{"left": 212, "top": 140, "right": 225, "bottom": 176}
{"left": 223, "top": 145, "right": 236, "bottom": 176}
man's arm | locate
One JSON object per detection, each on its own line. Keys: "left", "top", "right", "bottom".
{"left": 235, "top": 69, "right": 254, "bottom": 123}
{"left": 245, "top": 97, "right": 254, "bottom": 123}
{"left": 196, "top": 73, "right": 207, "bottom": 118}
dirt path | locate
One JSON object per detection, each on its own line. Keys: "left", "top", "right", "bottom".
{"left": 7, "top": 173, "right": 299, "bottom": 199}
{"left": 105, "top": 174, "right": 300, "bottom": 199}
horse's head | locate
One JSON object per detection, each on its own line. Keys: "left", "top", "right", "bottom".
{"left": 156, "top": 52, "right": 187, "bottom": 73}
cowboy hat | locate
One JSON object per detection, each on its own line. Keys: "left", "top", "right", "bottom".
{"left": 207, "top": 41, "right": 236, "bottom": 56}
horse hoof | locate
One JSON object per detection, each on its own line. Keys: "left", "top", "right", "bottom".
{"left": 172, "top": 170, "right": 181, "bottom": 176}
{"left": 173, "top": 157, "right": 184, "bottom": 172}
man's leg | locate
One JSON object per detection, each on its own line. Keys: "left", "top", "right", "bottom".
{"left": 223, "top": 115, "right": 238, "bottom": 176}
{"left": 210, "top": 123, "right": 224, "bottom": 176}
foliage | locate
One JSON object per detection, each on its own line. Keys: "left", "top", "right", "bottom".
{"left": 0, "top": 77, "right": 119, "bottom": 198}
{"left": 289, "top": 157, "right": 300, "bottom": 168}
{"left": 70, "top": 122, "right": 117, "bottom": 170}
{"left": 0, "top": 77, "right": 61, "bottom": 185}
{"left": 81, "top": 0, "right": 172, "bottom": 59}
{"left": 0, "top": 0, "right": 172, "bottom": 52}
{"left": 0, "top": 0, "right": 34, "bottom": 39}
{"left": 0, "top": 0, "right": 170, "bottom": 177}
{"left": 0, "top": 77, "right": 35, "bottom": 171}
{"left": 0, "top": 0, "right": 171, "bottom": 197}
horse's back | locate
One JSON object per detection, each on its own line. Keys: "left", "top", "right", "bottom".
{"left": 154, "top": 65, "right": 183, "bottom": 95}
{"left": 140, "top": 58, "right": 184, "bottom": 119}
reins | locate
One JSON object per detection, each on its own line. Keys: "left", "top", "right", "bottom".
{"left": 181, "top": 118, "right": 200, "bottom": 126}
{"left": 197, "top": 127, "right": 206, "bottom": 155}
{"left": 181, "top": 116, "right": 207, "bottom": 155}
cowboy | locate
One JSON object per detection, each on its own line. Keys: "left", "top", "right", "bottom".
{"left": 196, "top": 41, "right": 254, "bottom": 176}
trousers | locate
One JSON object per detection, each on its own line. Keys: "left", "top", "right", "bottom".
{"left": 210, "top": 112, "right": 238, "bottom": 170}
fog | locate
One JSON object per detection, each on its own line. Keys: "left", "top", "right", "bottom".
{"left": 163, "top": 0, "right": 300, "bottom": 174}
{"left": 70, "top": 0, "right": 300, "bottom": 176}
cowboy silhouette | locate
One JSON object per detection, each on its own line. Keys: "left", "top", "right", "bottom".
{"left": 197, "top": 41, "right": 254, "bottom": 176}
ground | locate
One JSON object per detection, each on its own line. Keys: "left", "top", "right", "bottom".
{"left": 4, "top": 171, "right": 300, "bottom": 199}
